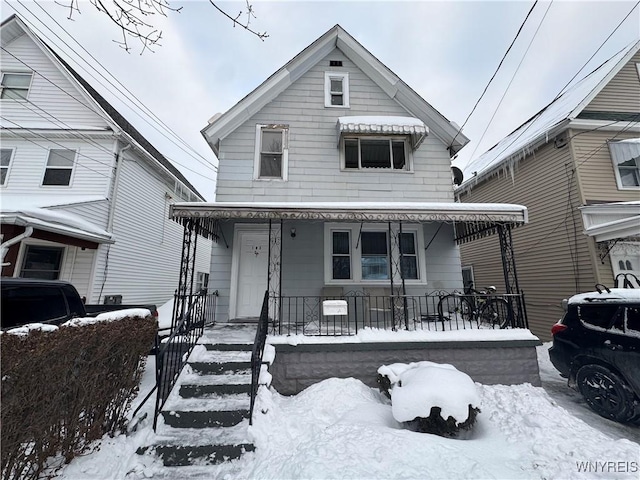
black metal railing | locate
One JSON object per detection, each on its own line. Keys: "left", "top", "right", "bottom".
{"left": 270, "top": 290, "right": 527, "bottom": 337}
{"left": 249, "top": 290, "right": 270, "bottom": 425}
{"left": 151, "top": 290, "right": 218, "bottom": 430}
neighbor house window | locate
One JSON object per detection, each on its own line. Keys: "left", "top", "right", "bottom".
{"left": 343, "top": 137, "right": 409, "bottom": 170}
{"left": 1, "top": 148, "right": 13, "bottom": 185}
{"left": 325, "top": 224, "right": 425, "bottom": 283}
{"left": 324, "top": 72, "right": 349, "bottom": 108}
{"left": 254, "top": 124, "right": 288, "bottom": 180}
{"left": 20, "top": 245, "right": 64, "bottom": 280}
{"left": 1, "top": 72, "right": 33, "bottom": 100}
{"left": 609, "top": 139, "right": 640, "bottom": 189}
{"left": 42, "top": 149, "right": 75, "bottom": 186}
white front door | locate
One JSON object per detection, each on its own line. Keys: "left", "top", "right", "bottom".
{"left": 235, "top": 230, "right": 269, "bottom": 318}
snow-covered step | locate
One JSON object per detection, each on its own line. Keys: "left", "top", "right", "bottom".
{"left": 164, "top": 393, "right": 250, "bottom": 412}
{"left": 161, "top": 408, "right": 250, "bottom": 429}
{"left": 180, "top": 375, "right": 252, "bottom": 397}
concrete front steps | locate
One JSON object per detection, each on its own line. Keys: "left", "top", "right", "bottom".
{"left": 142, "top": 324, "right": 259, "bottom": 467}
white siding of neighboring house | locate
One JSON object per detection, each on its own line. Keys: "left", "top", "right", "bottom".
{"left": 1, "top": 32, "right": 109, "bottom": 129}
{"left": 90, "top": 149, "right": 211, "bottom": 306}
{"left": 0, "top": 137, "right": 114, "bottom": 198}
{"left": 215, "top": 48, "right": 454, "bottom": 203}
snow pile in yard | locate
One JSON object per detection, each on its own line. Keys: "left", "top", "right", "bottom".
{"left": 380, "top": 361, "right": 479, "bottom": 423}
{"left": 55, "top": 345, "right": 639, "bottom": 480}
{"left": 62, "top": 309, "right": 151, "bottom": 327}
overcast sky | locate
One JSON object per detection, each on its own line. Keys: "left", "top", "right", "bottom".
{"left": 3, "top": 0, "right": 639, "bottom": 200}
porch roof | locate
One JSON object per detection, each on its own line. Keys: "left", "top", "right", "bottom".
{"left": 170, "top": 201, "right": 528, "bottom": 243}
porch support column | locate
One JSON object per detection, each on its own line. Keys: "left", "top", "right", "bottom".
{"left": 174, "top": 218, "right": 199, "bottom": 330}
{"left": 267, "top": 219, "right": 282, "bottom": 330}
{"left": 497, "top": 223, "right": 525, "bottom": 327}
{"left": 388, "top": 222, "right": 408, "bottom": 330}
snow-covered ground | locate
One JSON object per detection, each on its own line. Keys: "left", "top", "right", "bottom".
{"left": 56, "top": 343, "right": 639, "bottom": 480}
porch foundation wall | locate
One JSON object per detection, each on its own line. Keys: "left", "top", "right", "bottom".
{"left": 269, "top": 340, "right": 542, "bottom": 395}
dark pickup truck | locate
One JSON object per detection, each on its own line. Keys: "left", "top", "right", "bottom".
{"left": 1, "top": 277, "right": 157, "bottom": 330}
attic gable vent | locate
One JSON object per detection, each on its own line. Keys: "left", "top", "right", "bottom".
{"left": 329, "top": 60, "right": 343, "bottom": 67}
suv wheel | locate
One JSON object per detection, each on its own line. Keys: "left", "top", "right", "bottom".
{"left": 576, "top": 365, "right": 637, "bottom": 423}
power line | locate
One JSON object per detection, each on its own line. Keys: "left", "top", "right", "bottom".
{"left": 466, "top": 1, "right": 553, "bottom": 162}
{"left": 5, "top": 5, "right": 218, "bottom": 178}
{"left": 26, "top": 0, "right": 218, "bottom": 173}
{"left": 463, "top": 3, "right": 640, "bottom": 175}
{"left": 0, "top": 47, "right": 216, "bottom": 181}
{"left": 449, "top": 0, "right": 539, "bottom": 150}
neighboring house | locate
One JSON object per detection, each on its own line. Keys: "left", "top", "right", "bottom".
{"left": 170, "top": 25, "right": 528, "bottom": 327}
{"left": 456, "top": 40, "right": 640, "bottom": 340}
{"left": 0, "top": 15, "right": 212, "bottom": 306}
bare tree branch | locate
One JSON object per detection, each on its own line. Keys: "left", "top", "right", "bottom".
{"left": 57, "top": 0, "right": 268, "bottom": 54}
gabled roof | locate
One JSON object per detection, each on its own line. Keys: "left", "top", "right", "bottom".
{"left": 1, "top": 14, "right": 204, "bottom": 201}
{"left": 201, "top": 24, "right": 469, "bottom": 156}
{"left": 457, "top": 40, "right": 640, "bottom": 192}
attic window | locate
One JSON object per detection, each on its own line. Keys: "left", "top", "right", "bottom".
{"left": 324, "top": 72, "right": 349, "bottom": 108}
{"left": 330, "top": 60, "right": 343, "bottom": 67}
{"left": 1, "top": 72, "right": 33, "bottom": 100}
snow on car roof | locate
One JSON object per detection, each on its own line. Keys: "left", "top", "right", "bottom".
{"left": 568, "top": 288, "right": 640, "bottom": 305}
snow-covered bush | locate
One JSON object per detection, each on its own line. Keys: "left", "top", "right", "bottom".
{"left": 377, "top": 361, "right": 480, "bottom": 437}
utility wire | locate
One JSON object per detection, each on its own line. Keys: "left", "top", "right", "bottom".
{"left": 449, "top": 0, "right": 539, "bottom": 150}
{"left": 466, "top": 1, "right": 553, "bottom": 162}
{"left": 25, "top": 0, "right": 218, "bottom": 173}
{"left": 462, "top": 2, "right": 640, "bottom": 175}
{"left": 0, "top": 48, "right": 216, "bottom": 181}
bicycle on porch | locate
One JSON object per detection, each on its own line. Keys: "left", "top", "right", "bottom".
{"left": 437, "top": 282, "right": 513, "bottom": 328}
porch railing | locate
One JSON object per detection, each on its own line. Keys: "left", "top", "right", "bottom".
{"left": 249, "top": 291, "right": 270, "bottom": 425}
{"left": 151, "top": 290, "right": 218, "bottom": 430}
{"left": 270, "top": 290, "right": 527, "bottom": 336}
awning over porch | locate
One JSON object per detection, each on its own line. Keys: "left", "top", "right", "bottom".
{"left": 580, "top": 201, "right": 640, "bottom": 242}
{"left": 169, "top": 201, "right": 528, "bottom": 244}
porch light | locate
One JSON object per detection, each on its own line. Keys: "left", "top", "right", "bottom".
{"left": 290, "top": 228, "right": 296, "bottom": 238}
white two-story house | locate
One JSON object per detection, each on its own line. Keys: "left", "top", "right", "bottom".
{"left": 0, "top": 15, "right": 212, "bottom": 306}
{"left": 170, "top": 25, "right": 528, "bottom": 330}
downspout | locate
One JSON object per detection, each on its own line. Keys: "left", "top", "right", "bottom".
{"left": 1, "top": 226, "right": 34, "bottom": 267}
{"left": 95, "top": 143, "right": 130, "bottom": 303}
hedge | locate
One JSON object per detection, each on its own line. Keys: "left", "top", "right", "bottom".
{"left": 1, "top": 315, "right": 157, "bottom": 480}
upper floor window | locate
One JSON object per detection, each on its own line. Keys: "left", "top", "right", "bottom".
{"left": 343, "top": 137, "right": 410, "bottom": 171}
{"left": 1, "top": 148, "right": 13, "bottom": 186}
{"left": 42, "top": 149, "right": 76, "bottom": 186}
{"left": 1, "top": 72, "right": 33, "bottom": 100}
{"left": 609, "top": 139, "right": 640, "bottom": 189}
{"left": 324, "top": 72, "right": 349, "bottom": 108}
{"left": 254, "top": 124, "right": 288, "bottom": 180}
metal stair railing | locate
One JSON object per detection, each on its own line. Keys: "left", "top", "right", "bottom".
{"left": 249, "top": 290, "right": 270, "bottom": 425}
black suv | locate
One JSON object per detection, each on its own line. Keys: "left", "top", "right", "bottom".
{"left": 549, "top": 287, "right": 640, "bottom": 423}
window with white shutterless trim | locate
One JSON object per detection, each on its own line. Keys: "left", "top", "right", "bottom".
{"left": 324, "top": 223, "right": 426, "bottom": 284}
{"left": 324, "top": 72, "right": 349, "bottom": 108}
{"left": 342, "top": 136, "right": 411, "bottom": 171}
{"left": 254, "top": 124, "right": 289, "bottom": 180}
{"left": 42, "top": 149, "right": 76, "bottom": 186}
{"left": 1, "top": 148, "right": 14, "bottom": 186}
{"left": 0, "top": 72, "right": 33, "bottom": 100}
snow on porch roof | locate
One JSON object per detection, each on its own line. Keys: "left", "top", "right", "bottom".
{"left": 1, "top": 207, "right": 114, "bottom": 244}
{"left": 337, "top": 116, "right": 429, "bottom": 148}
{"left": 170, "top": 201, "right": 528, "bottom": 224}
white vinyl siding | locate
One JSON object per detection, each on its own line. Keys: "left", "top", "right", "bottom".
{"left": 90, "top": 151, "right": 211, "bottom": 305}
{"left": 215, "top": 48, "right": 454, "bottom": 203}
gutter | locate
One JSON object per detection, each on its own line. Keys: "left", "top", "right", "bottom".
{"left": 1, "top": 226, "right": 33, "bottom": 266}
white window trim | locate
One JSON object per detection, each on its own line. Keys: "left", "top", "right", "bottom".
{"left": 609, "top": 141, "right": 640, "bottom": 190}
{"left": 16, "top": 240, "right": 67, "bottom": 280}
{"left": 41, "top": 148, "right": 77, "bottom": 187}
{"left": 324, "top": 71, "right": 349, "bottom": 108}
{"left": 323, "top": 223, "right": 427, "bottom": 285}
{"left": 1, "top": 147, "right": 15, "bottom": 187}
{"left": 339, "top": 136, "right": 413, "bottom": 172}
{"left": 253, "top": 124, "right": 289, "bottom": 181}
{"left": 0, "top": 71, "right": 33, "bottom": 101}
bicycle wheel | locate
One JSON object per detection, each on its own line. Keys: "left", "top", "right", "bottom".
{"left": 478, "top": 298, "right": 512, "bottom": 328}
{"left": 437, "top": 294, "right": 473, "bottom": 323}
